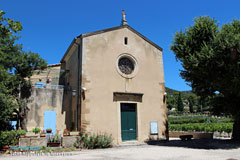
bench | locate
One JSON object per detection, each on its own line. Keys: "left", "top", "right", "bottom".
{"left": 179, "top": 135, "right": 193, "bottom": 141}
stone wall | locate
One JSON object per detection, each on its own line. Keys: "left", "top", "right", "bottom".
{"left": 19, "top": 137, "right": 47, "bottom": 147}
{"left": 26, "top": 88, "right": 66, "bottom": 135}
{"left": 169, "top": 131, "right": 213, "bottom": 139}
{"left": 30, "top": 64, "right": 61, "bottom": 85}
{"left": 61, "top": 136, "right": 78, "bottom": 148}
{"left": 19, "top": 136, "right": 78, "bottom": 148}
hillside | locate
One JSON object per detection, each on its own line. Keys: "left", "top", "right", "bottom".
{"left": 165, "top": 87, "right": 193, "bottom": 99}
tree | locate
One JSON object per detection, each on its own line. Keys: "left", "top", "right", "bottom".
{"left": 171, "top": 16, "right": 240, "bottom": 140}
{"left": 0, "top": 66, "right": 16, "bottom": 130}
{"left": 196, "top": 100, "right": 202, "bottom": 113}
{"left": 0, "top": 10, "right": 47, "bottom": 131}
{"left": 188, "top": 96, "right": 194, "bottom": 113}
{"left": 166, "top": 94, "right": 176, "bottom": 110}
{"left": 177, "top": 92, "right": 184, "bottom": 112}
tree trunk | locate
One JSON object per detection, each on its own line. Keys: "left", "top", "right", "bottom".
{"left": 16, "top": 119, "right": 19, "bottom": 130}
{"left": 19, "top": 106, "right": 29, "bottom": 131}
{"left": 232, "top": 117, "right": 240, "bottom": 141}
{"left": 20, "top": 117, "right": 27, "bottom": 131}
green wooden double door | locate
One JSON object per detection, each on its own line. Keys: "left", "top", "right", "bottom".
{"left": 121, "top": 103, "right": 136, "bottom": 141}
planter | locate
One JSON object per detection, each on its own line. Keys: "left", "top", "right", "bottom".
{"left": 46, "top": 130, "right": 52, "bottom": 133}
{"left": 70, "top": 132, "right": 79, "bottom": 136}
{"left": 169, "top": 131, "right": 213, "bottom": 139}
{"left": 20, "top": 135, "right": 25, "bottom": 138}
{"left": 25, "top": 132, "right": 39, "bottom": 138}
{"left": 26, "top": 135, "right": 38, "bottom": 138}
{"left": 47, "top": 142, "right": 60, "bottom": 147}
{"left": 63, "top": 133, "right": 70, "bottom": 136}
{"left": 40, "top": 134, "right": 46, "bottom": 137}
{"left": 2, "top": 146, "right": 9, "bottom": 151}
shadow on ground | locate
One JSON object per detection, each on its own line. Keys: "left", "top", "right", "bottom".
{"left": 146, "top": 139, "right": 240, "bottom": 150}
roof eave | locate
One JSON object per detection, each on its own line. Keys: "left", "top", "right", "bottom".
{"left": 60, "top": 24, "right": 163, "bottom": 63}
{"left": 60, "top": 35, "right": 83, "bottom": 63}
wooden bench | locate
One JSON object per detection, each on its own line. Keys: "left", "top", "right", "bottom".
{"left": 179, "top": 135, "right": 193, "bottom": 141}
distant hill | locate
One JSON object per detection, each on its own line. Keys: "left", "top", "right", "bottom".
{"left": 165, "top": 87, "right": 193, "bottom": 99}
{"left": 165, "top": 87, "right": 195, "bottom": 110}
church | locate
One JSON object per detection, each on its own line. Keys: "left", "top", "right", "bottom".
{"left": 26, "top": 11, "right": 168, "bottom": 144}
{"left": 60, "top": 11, "right": 167, "bottom": 143}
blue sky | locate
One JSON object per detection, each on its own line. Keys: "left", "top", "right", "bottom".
{"left": 1, "top": 0, "right": 240, "bottom": 91}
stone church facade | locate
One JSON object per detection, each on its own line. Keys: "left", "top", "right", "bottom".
{"left": 25, "top": 12, "right": 167, "bottom": 144}
{"left": 60, "top": 12, "right": 168, "bottom": 143}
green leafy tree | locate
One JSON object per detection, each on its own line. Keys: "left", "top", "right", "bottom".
{"left": 0, "top": 66, "right": 16, "bottom": 130}
{"left": 166, "top": 94, "right": 176, "bottom": 110}
{"left": 177, "top": 92, "right": 184, "bottom": 112}
{"left": 196, "top": 100, "right": 202, "bottom": 113}
{"left": 171, "top": 16, "right": 240, "bottom": 140}
{"left": 0, "top": 10, "right": 47, "bottom": 131}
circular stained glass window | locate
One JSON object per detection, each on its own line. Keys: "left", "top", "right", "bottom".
{"left": 118, "top": 57, "right": 135, "bottom": 74}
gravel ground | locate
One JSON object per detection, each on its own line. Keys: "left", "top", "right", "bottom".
{"left": 1, "top": 139, "right": 240, "bottom": 160}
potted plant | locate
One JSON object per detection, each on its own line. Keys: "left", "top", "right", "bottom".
{"left": 63, "top": 129, "right": 70, "bottom": 136}
{"left": 32, "top": 127, "right": 41, "bottom": 136}
{"left": 18, "top": 130, "right": 26, "bottom": 138}
{"left": 47, "top": 135, "right": 60, "bottom": 147}
{"left": 46, "top": 128, "right": 52, "bottom": 133}
{"left": 40, "top": 130, "right": 46, "bottom": 137}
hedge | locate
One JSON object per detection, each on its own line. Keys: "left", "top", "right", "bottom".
{"left": 169, "top": 123, "right": 233, "bottom": 133}
{"left": 168, "top": 116, "right": 233, "bottom": 124}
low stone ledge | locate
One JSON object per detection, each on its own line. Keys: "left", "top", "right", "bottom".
{"left": 62, "top": 136, "right": 79, "bottom": 148}
{"left": 169, "top": 131, "right": 213, "bottom": 139}
{"left": 25, "top": 132, "right": 39, "bottom": 138}
{"left": 19, "top": 137, "right": 47, "bottom": 147}
{"left": 213, "top": 131, "right": 232, "bottom": 138}
{"left": 19, "top": 138, "right": 30, "bottom": 147}
{"left": 30, "top": 137, "right": 47, "bottom": 147}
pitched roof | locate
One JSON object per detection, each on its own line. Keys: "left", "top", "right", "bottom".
{"left": 61, "top": 25, "right": 163, "bottom": 62}
{"left": 48, "top": 63, "right": 61, "bottom": 67}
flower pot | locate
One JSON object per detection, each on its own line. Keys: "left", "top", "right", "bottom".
{"left": 46, "top": 130, "right": 52, "bottom": 133}
{"left": 63, "top": 133, "right": 70, "bottom": 136}
{"left": 2, "top": 146, "right": 9, "bottom": 151}
{"left": 20, "top": 135, "right": 25, "bottom": 138}
{"left": 70, "top": 132, "right": 79, "bottom": 136}
{"left": 40, "top": 134, "right": 46, "bottom": 137}
{"left": 47, "top": 142, "right": 60, "bottom": 147}
{"left": 25, "top": 132, "right": 40, "bottom": 138}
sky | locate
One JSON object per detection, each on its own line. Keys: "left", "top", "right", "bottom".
{"left": 1, "top": 0, "right": 240, "bottom": 91}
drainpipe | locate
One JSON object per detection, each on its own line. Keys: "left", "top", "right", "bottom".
{"left": 74, "top": 38, "right": 82, "bottom": 131}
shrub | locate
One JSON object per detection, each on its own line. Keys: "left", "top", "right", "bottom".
{"left": 0, "top": 130, "right": 20, "bottom": 148}
{"left": 74, "top": 131, "right": 112, "bottom": 149}
{"left": 85, "top": 133, "right": 113, "bottom": 149}
{"left": 17, "top": 130, "right": 26, "bottom": 135}
{"left": 32, "top": 127, "right": 41, "bottom": 134}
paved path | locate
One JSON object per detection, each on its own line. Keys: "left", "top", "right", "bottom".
{"left": 1, "top": 139, "right": 240, "bottom": 160}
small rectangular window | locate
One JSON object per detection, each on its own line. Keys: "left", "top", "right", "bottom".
{"left": 124, "top": 37, "right": 128, "bottom": 45}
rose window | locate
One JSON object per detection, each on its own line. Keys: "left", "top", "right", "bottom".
{"left": 118, "top": 57, "right": 134, "bottom": 74}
